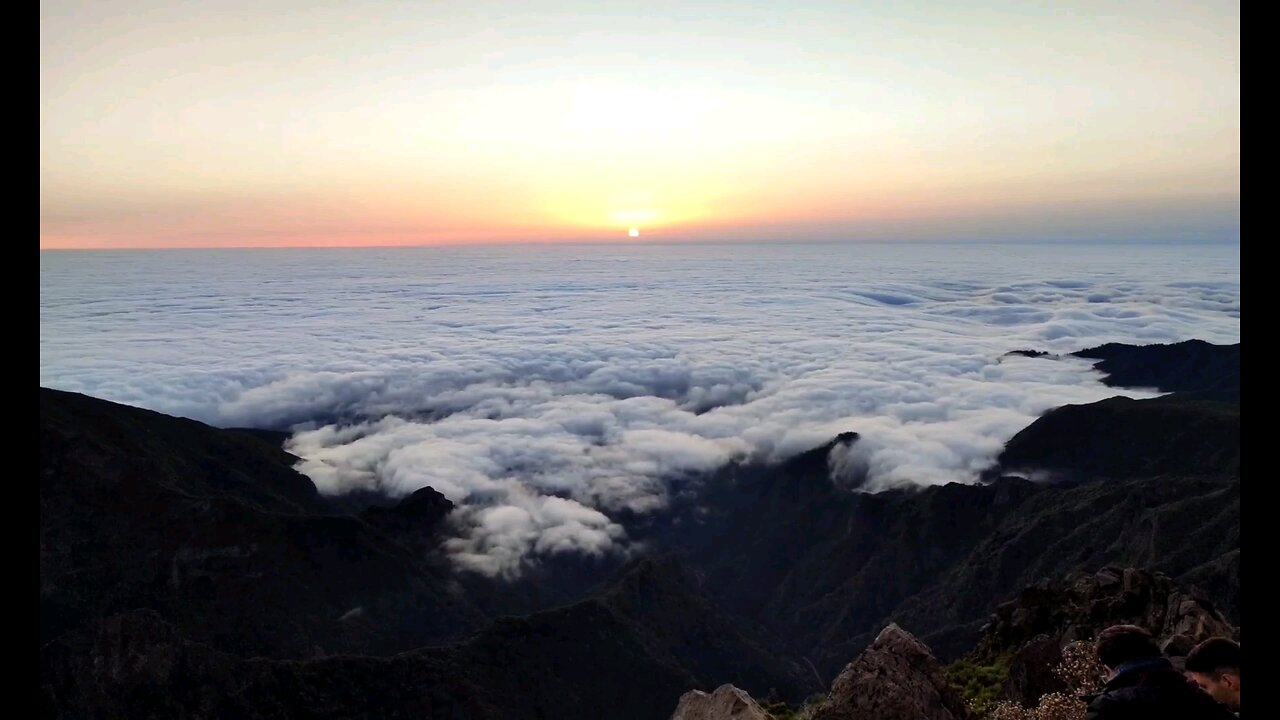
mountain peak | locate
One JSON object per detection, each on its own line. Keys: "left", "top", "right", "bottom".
{"left": 813, "top": 623, "right": 973, "bottom": 720}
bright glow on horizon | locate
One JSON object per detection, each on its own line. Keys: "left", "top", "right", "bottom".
{"left": 40, "top": 0, "right": 1239, "bottom": 248}
{"left": 629, "top": 227, "right": 640, "bottom": 237}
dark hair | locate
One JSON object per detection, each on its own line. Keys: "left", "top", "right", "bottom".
{"left": 1095, "top": 625, "right": 1160, "bottom": 668}
{"left": 1185, "top": 637, "right": 1240, "bottom": 677}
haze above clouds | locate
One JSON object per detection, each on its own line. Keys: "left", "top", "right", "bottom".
{"left": 40, "top": 243, "right": 1240, "bottom": 575}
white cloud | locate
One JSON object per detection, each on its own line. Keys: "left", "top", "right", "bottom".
{"left": 443, "top": 488, "right": 627, "bottom": 579}
{"left": 40, "top": 243, "right": 1239, "bottom": 575}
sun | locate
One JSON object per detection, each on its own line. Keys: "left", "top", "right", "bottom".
{"left": 628, "top": 227, "right": 640, "bottom": 237}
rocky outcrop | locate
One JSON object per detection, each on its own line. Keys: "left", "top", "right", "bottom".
{"left": 970, "top": 567, "right": 1237, "bottom": 705}
{"left": 669, "top": 685, "right": 775, "bottom": 720}
{"left": 669, "top": 625, "right": 974, "bottom": 720}
{"left": 976, "top": 567, "right": 1235, "bottom": 655}
{"left": 811, "top": 624, "right": 973, "bottom": 720}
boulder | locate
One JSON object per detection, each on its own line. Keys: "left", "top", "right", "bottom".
{"left": 669, "top": 684, "right": 775, "bottom": 720}
{"left": 812, "top": 624, "right": 972, "bottom": 720}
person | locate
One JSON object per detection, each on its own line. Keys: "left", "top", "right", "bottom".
{"left": 1185, "top": 637, "right": 1240, "bottom": 713}
{"left": 1085, "top": 625, "right": 1237, "bottom": 719}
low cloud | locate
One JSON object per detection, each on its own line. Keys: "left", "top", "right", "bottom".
{"left": 40, "top": 244, "right": 1239, "bottom": 576}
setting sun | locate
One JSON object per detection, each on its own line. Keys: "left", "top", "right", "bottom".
{"left": 39, "top": 0, "right": 1239, "bottom": 251}
{"left": 629, "top": 228, "right": 640, "bottom": 237}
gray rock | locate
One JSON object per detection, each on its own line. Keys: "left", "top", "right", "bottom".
{"left": 1161, "top": 633, "right": 1195, "bottom": 658}
{"left": 669, "top": 685, "right": 775, "bottom": 720}
{"left": 811, "top": 624, "right": 972, "bottom": 720}
{"left": 1096, "top": 568, "right": 1122, "bottom": 589}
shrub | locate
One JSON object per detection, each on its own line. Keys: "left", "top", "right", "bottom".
{"left": 760, "top": 692, "right": 826, "bottom": 720}
{"left": 946, "top": 654, "right": 1013, "bottom": 717}
{"left": 973, "top": 641, "right": 1106, "bottom": 719}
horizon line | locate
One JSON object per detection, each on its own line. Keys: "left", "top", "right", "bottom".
{"left": 39, "top": 236, "right": 1241, "bottom": 252}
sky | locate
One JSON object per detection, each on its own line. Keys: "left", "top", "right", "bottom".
{"left": 40, "top": 1, "right": 1239, "bottom": 248}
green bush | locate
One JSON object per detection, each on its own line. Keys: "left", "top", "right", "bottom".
{"left": 945, "top": 654, "right": 1013, "bottom": 717}
{"left": 760, "top": 692, "right": 826, "bottom": 720}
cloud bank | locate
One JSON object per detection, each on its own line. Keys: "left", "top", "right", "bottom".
{"left": 40, "top": 243, "right": 1240, "bottom": 575}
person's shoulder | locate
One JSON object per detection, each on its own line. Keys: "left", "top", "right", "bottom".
{"left": 1169, "top": 685, "right": 1238, "bottom": 719}
{"left": 1088, "top": 683, "right": 1221, "bottom": 716}
{"left": 1084, "top": 689, "right": 1129, "bottom": 718}
{"left": 1164, "top": 676, "right": 1235, "bottom": 714}
{"left": 1188, "top": 694, "right": 1240, "bottom": 719}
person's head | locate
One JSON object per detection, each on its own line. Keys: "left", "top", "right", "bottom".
{"left": 1185, "top": 638, "right": 1240, "bottom": 710}
{"left": 1095, "top": 624, "right": 1160, "bottom": 671}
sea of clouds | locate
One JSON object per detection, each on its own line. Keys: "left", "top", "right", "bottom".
{"left": 40, "top": 242, "right": 1240, "bottom": 576}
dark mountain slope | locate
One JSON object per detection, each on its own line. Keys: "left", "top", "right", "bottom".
{"left": 870, "top": 473, "right": 1238, "bottom": 660}
{"left": 997, "top": 394, "right": 1238, "bottom": 481}
{"left": 41, "top": 556, "right": 811, "bottom": 720}
{"left": 994, "top": 339, "right": 1240, "bottom": 480}
{"left": 39, "top": 389, "right": 809, "bottom": 718}
{"left": 595, "top": 556, "right": 815, "bottom": 698}
{"left": 38, "top": 339, "right": 1241, "bottom": 717}
{"left": 1073, "top": 339, "right": 1239, "bottom": 398}
{"left": 669, "top": 460, "right": 1236, "bottom": 678}
{"left": 661, "top": 341, "right": 1240, "bottom": 677}
{"left": 41, "top": 387, "right": 323, "bottom": 514}
{"left": 40, "top": 388, "right": 486, "bottom": 658}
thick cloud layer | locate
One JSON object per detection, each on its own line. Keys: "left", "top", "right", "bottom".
{"left": 40, "top": 243, "right": 1240, "bottom": 575}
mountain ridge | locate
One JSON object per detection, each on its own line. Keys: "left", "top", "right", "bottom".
{"left": 38, "top": 339, "right": 1240, "bottom": 718}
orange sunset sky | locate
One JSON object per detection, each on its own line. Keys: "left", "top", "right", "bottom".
{"left": 41, "top": 1, "right": 1239, "bottom": 248}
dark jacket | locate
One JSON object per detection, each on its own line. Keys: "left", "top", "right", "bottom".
{"left": 1085, "top": 657, "right": 1237, "bottom": 719}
